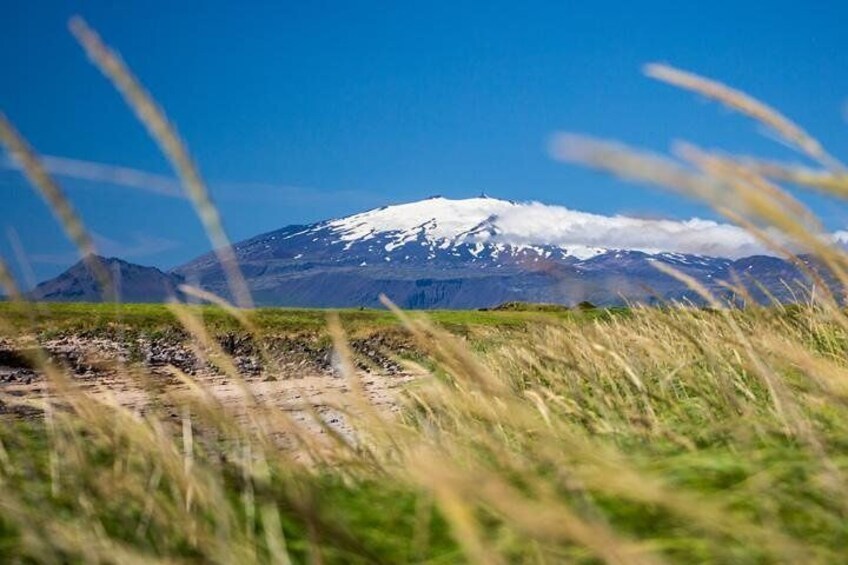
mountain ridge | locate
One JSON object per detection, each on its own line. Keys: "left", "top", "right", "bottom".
{"left": 27, "top": 196, "right": 827, "bottom": 307}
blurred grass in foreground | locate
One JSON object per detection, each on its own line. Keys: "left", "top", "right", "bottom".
{"left": 1, "top": 305, "right": 848, "bottom": 563}
{"left": 2, "top": 15, "right": 848, "bottom": 565}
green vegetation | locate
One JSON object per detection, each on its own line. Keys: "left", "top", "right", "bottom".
{"left": 3, "top": 16, "right": 848, "bottom": 564}
{"left": 0, "top": 301, "right": 601, "bottom": 337}
{"left": 2, "top": 305, "right": 848, "bottom": 563}
{"left": 486, "top": 300, "right": 573, "bottom": 312}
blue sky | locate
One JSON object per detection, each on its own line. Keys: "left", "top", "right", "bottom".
{"left": 2, "top": 0, "right": 847, "bottom": 284}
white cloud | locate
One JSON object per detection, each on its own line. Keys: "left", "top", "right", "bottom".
{"left": 0, "top": 153, "right": 383, "bottom": 213}
{"left": 1, "top": 154, "right": 184, "bottom": 198}
{"left": 28, "top": 232, "right": 180, "bottom": 266}
{"left": 491, "top": 201, "right": 770, "bottom": 258}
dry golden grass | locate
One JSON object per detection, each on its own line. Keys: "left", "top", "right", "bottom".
{"left": 2, "top": 21, "right": 848, "bottom": 565}
{"left": 644, "top": 63, "right": 844, "bottom": 171}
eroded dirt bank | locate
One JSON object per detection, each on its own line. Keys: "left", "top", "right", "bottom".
{"left": 0, "top": 331, "right": 422, "bottom": 446}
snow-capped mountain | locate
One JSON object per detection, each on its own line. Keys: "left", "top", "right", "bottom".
{"left": 30, "top": 195, "right": 830, "bottom": 307}
{"left": 166, "top": 196, "right": 819, "bottom": 308}
{"left": 319, "top": 195, "right": 767, "bottom": 260}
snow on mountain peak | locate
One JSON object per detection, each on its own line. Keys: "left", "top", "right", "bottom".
{"left": 326, "top": 195, "right": 515, "bottom": 241}
{"left": 321, "top": 196, "right": 768, "bottom": 259}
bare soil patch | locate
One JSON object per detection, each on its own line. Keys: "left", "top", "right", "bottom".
{"left": 0, "top": 333, "right": 419, "bottom": 445}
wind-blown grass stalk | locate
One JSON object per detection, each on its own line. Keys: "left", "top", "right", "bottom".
{"left": 0, "top": 114, "right": 113, "bottom": 300}
{"left": 550, "top": 134, "right": 848, "bottom": 298}
{"left": 68, "top": 16, "right": 253, "bottom": 308}
{"left": 742, "top": 158, "right": 848, "bottom": 198}
{"left": 644, "top": 63, "right": 846, "bottom": 171}
{"left": 0, "top": 256, "right": 23, "bottom": 304}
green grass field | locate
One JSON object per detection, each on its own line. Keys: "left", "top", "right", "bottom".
{"left": 0, "top": 301, "right": 612, "bottom": 335}
{"left": 2, "top": 301, "right": 848, "bottom": 563}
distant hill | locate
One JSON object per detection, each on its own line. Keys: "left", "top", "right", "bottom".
{"left": 29, "top": 256, "right": 184, "bottom": 303}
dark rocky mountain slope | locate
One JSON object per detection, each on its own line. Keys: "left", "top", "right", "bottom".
{"left": 29, "top": 256, "right": 184, "bottom": 303}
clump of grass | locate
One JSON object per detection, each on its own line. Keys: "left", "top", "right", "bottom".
{"left": 2, "top": 21, "right": 848, "bottom": 564}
